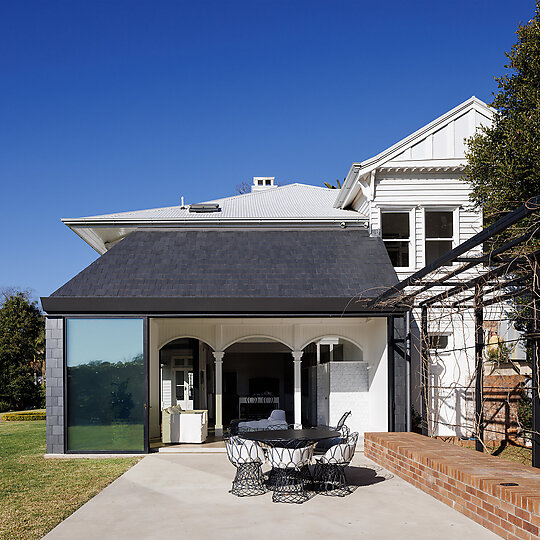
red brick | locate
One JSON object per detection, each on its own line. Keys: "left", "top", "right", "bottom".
{"left": 521, "top": 520, "right": 539, "bottom": 536}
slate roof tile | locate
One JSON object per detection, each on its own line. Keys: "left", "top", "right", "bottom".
{"left": 51, "top": 230, "right": 397, "bottom": 299}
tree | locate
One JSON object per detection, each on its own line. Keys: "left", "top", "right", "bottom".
{"left": 0, "top": 290, "right": 45, "bottom": 410}
{"left": 323, "top": 179, "right": 342, "bottom": 190}
{"left": 464, "top": 3, "right": 540, "bottom": 225}
{"left": 235, "top": 181, "right": 251, "bottom": 194}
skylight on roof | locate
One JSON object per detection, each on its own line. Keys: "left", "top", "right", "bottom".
{"left": 188, "top": 203, "right": 221, "bottom": 213}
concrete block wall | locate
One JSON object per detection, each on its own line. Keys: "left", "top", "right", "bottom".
{"left": 45, "top": 317, "right": 64, "bottom": 454}
{"left": 329, "top": 361, "right": 369, "bottom": 436}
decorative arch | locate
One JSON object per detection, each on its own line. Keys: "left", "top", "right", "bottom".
{"left": 223, "top": 334, "right": 294, "bottom": 351}
{"left": 159, "top": 335, "right": 215, "bottom": 351}
{"left": 299, "top": 334, "right": 364, "bottom": 353}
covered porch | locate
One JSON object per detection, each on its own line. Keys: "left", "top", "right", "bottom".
{"left": 149, "top": 316, "right": 389, "bottom": 443}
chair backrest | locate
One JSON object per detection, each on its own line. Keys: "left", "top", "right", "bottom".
{"left": 335, "top": 411, "right": 351, "bottom": 429}
{"left": 268, "top": 409, "right": 286, "bottom": 421}
{"left": 224, "top": 435, "right": 265, "bottom": 466}
{"left": 321, "top": 432, "right": 358, "bottom": 465}
{"left": 266, "top": 441, "right": 314, "bottom": 470}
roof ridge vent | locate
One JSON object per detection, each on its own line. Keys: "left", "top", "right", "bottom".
{"left": 252, "top": 176, "right": 277, "bottom": 192}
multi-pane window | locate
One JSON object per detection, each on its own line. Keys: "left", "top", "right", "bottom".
{"left": 425, "top": 210, "right": 454, "bottom": 265}
{"left": 381, "top": 212, "right": 410, "bottom": 268}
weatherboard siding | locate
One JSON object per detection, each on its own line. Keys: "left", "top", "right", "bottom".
{"left": 370, "top": 172, "right": 482, "bottom": 276}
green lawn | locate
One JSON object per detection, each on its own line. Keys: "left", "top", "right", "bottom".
{"left": 454, "top": 439, "right": 532, "bottom": 466}
{"left": 0, "top": 420, "right": 140, "bottom": 539}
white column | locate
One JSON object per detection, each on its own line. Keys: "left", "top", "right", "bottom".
{"left": 292, "top": 350, "right": 303, "bottom": 428}
{"left": 213, "top": 351, "right": 224, "bottom": 436}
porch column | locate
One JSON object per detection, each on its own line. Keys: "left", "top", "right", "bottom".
{"left": 292, "top": 350, "right": 303, "bottom": 428}
{"left": 213, "top": 351, "right": 224, "bottom": 436}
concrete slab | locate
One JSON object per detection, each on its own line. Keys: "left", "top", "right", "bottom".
{"left": 44, "top": 453, "right": 498, "bottom": 540}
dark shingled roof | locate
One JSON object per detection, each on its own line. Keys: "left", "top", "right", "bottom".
{"left": 43, "top": 230, "right": 398, "bottom": 314}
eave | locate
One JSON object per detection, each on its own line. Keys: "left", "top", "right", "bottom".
{"left": 63, "top": 216, "right": 370, "bottom": 254}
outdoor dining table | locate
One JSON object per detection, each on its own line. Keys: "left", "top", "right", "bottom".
{"left": 240, "top": 427, "right": 341, "bottom": 445}
{"left": 240, "top": 427, "right": 342, "bottom": 502}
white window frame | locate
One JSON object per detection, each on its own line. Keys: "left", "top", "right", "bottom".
{"left": 422, "top": 206, "right": 459, "bottom": 267}
{"left": 378, "top": 206, "right": 416, "bottom": 272}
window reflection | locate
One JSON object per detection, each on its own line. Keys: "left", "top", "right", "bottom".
{"left": 66, "top": 318, "right": 144, "bottom": 452}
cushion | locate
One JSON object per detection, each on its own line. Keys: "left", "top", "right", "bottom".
{"left": 268, "top": 409, "right": 286, "bottom": 421}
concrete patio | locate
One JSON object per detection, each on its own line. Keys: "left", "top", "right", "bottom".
{"left": 44, "top": 453, "right": 498, "bottom": 539}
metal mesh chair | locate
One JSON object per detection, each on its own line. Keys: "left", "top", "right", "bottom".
{"left": 314, "top": 431, "right": 358, "bottom": 496}
{"left": 224, "top": 433, "right": 267, "bottom": 497}
{"left": 265, "top": 440, "right": 314, "bottom": 504}
{"left": 314, "top": 411, "right": 351, "bottom": 454}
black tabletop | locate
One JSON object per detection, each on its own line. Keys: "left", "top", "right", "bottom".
{"left": 240, "top": 428, "right": 340, "bottom": 443}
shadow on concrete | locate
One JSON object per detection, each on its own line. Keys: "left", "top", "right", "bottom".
{"left": 347, "top": 465, "right": 393, "bottom": 487}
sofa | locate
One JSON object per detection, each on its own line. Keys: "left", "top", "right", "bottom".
{"left": 230, "top": 409, "right": 288, "bottom": 434}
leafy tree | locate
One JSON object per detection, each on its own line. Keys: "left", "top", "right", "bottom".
{"left": 464, "top": 3, "right": 540, "bottom": 227}
{"left": 0, "top": 290, "right": 45, "bottom": 409}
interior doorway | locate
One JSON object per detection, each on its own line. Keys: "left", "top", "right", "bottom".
{"left": 173, "top": 366, "right": 194, "bottom": 409}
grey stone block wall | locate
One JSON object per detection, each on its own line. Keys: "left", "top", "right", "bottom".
{"left": 46, "top": 317, "right": 64, "bottom": 454}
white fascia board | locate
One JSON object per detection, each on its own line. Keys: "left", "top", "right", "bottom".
{"left": 66, "top": 217, "right": 370, "bottom": 252}
{"left": 63, "top": 216, "right": 368, "bottom": 227}
{"left": 334, "top": 97, "right": 494, "bottom": 209}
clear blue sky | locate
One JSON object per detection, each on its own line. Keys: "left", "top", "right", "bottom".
{"left": 0, "top": 0, "right": 535, "bottom": 302}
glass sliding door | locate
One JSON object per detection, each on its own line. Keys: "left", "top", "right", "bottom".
{"left": 66, "top": 318, "right": 146, "bottom": 452}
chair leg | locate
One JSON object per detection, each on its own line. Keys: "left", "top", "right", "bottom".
{"left": 230, "top": 462, "right": 266, "bottom": 497}
{"left": 271, "top": 467, "right": 309, "bottom": 504}
{"left": 316, "top": 463, "right": 352, "bottom": 497}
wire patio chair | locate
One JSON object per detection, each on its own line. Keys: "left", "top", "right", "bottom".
{"left": 224, "top": 433, "right": 267, "bottom": 497}
{"left": 314, "top": 411, "right": 351, "bottom": 455}
{"left": 314, "top": 431, "right": 358, "bottom": 496}
{"left": 265, "top": 440, "right": 314, "bottom": 504}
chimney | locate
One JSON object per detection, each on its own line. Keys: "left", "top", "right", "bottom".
{"left": 252, "top": 177, "right": 277, "bottom": 192}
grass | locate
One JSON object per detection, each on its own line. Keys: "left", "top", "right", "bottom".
{"left": 454, "top": 439, "right": 532, "bottom": 466}
{"left": 0, "top": 420, "right": 141, "bottom": 539}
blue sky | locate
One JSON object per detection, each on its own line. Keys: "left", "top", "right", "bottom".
{"left": 0, "top": 0, "right": 535, "bottom": 301}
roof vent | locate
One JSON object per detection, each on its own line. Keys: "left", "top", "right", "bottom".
{"left": 188, "top": 203, "right": 221, "bottom": 213}
{"left": 252, "top": 176, "right": 277, "bottom": 192}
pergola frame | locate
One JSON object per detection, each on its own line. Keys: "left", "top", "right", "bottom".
{"left": 368, "top": 196, "right": 540, "bottom": 468}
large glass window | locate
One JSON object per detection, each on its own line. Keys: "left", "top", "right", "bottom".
{"left": 66, "top": 318, "right": 145, "bottom": 452}
{"left": 382, "top": 212, "right": 410, "bottom": 267}
{"left": 425, "top": 210, "right": 454, "bottom": 265}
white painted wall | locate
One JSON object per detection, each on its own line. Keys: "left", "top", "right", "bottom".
{"left": 370, "top": 171, "right": 482, "bottom": 279}
{"left": 149, "top": 316, "right": 389, "bottom": 440}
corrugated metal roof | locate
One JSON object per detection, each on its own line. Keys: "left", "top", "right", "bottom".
{"left": 69, "top": 184, "right": 364, "bottom": 222}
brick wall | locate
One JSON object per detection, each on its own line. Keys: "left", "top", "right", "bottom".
{"left": 483, "top": 374, "right": 526, "bottom": 442}
{"left": 45, "top": 317, "right": 64, "bottom": 454}
{"left": 365, "top": 432, "right": 540, "bottom": 539}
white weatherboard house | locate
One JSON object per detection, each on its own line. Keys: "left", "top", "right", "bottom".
{"left": 42, "top": 97, "right": 493, "bottom": 454}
